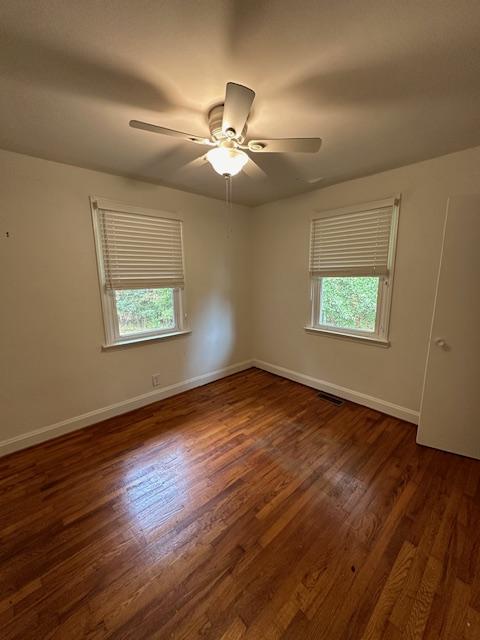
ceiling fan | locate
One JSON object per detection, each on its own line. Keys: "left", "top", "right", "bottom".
{"left": 129, "top": 82, "right": 322, "bottom": 180}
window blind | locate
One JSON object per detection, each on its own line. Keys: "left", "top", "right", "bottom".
{"left": 309, "top": 204, "right": 395, "bottom": 277}
{"left": 97, "top": 208, "right": 185, "bottom": 290}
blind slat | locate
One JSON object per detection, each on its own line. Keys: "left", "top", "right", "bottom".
{"left": 314, "top": 215, "right": 391, "bottom": 230}
{"left": 98, "top": 209, "right": 185, "bottom": 290}
{"left": 311, "top": 223, "right": 391, "bottom": 237}
{"left": 310, "top": 204, "right": 395, "bottom": 277}
{"left": 100, "top": 232, "right": 181, "bottom": 242}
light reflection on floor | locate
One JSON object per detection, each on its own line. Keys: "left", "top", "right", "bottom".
{"left": 121, "top": 440, "right": 191, "bottom": 538}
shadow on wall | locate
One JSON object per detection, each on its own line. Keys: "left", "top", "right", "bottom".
{"left": 186, "top": 292, "right": 235, "bottom": 378}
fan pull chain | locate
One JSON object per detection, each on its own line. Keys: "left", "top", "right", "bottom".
{"left": 225, "top": 175, "right": 233, "bottom": 238}
{"left": 224, "top": 174, "right": 233, "bottom": 206}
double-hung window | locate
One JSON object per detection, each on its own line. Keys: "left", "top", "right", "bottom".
{"left": 91, "top": 197, "right": 187, "bottom": 347}
{"left": 308, "top": 197, "right": 399, "bottom": 344}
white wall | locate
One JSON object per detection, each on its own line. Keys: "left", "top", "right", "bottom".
{"left": 251, "top": 146, "right": 480, "bottom": 418}
{"left": 0, "top": 149, "right": 252, "bottom": 453}
{"left": 3, "top": 145, "right": 480, "bottom": 455}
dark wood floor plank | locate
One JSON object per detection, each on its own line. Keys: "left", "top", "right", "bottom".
{"left": 0, "top": 368, "right": 479, "bottom": 639}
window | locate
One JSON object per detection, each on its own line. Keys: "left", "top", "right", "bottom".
{"left": 307, "top": 197, "right": 399, "bottom": 344}
{"left": 91, "top": 197, "right": 187, "bottom": 346}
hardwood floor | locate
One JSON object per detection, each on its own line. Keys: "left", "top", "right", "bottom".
{"left": 1, "top": 368, "right": 479, "bottom": 639}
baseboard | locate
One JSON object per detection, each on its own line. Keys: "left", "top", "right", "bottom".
{"left": 253, "top": 359, "right": 419, "bottom": 424}
{"left": 0, "top": 360, "right": 254, "bottom": 457}
{"left": 1, "top": 358, "right": 418, "bottom": 458}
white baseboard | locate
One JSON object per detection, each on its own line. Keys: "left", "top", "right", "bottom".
{"left": 0, "top": 360, "right": 254, "bottom": 457}
{"left": 1, "top": 358, "right": 418, "bottom": 458}
{"left": 253, "top": 359, "right": 419, "bottom": 424}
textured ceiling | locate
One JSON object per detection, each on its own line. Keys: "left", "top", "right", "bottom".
{"left": 1, "top": 0, "right": 480, "bottom": 206}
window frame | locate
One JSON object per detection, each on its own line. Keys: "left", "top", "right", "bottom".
{"left": 104, "top": 287, "right": 184, "bottom": 345}
{"left": 306, "top": 197, "right": 400, "bottom": 346}
{"left": 90, "top": 196, "right": 189, "bottom": 348}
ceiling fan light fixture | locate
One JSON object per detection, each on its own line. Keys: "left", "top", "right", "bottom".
{"left": 206, "top": 146, "right": 249, "bottom": 177}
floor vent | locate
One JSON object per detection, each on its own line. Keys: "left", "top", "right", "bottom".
{"left": 317, "top": 391, "right": 344, "bottom": 406}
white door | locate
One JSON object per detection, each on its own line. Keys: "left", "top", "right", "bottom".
{"left": 418, "top": 194, "right": 480, "bottom": 459}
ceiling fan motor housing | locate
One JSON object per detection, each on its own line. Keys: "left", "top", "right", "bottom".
{"left": 208, "top": 104, "right": 247, "bottom": 143}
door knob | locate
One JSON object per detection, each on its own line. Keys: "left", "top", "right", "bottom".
{"left": 434, "top": 338, "right": 447, "bottom": 349}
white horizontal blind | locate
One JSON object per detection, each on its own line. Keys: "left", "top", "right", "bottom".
{"left": 98, "top": 208, "right": 185, "bottom": 290}
{"left": 310, "top": 204, "right": 395, "bottom": 277}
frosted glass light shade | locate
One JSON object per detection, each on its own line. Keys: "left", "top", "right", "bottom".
{"left": 206, "top": 147, "right": 249, "bottom": 176}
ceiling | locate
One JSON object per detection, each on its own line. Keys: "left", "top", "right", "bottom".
{"left": 1, "top": 1, "right": 480, "bottom": 206}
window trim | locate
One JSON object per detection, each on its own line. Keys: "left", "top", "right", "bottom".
{"left": 90, "top": 196, "right": 188, "bottom": 347}
{"left": 101, "top": 328, "right": 192, "bottom": 350}
{"left": 306, "top": 196, "right": 400, "bottom": 345}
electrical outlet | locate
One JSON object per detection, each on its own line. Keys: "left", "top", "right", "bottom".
{"left": 152, "top": 374, "right": 161, "bottom": 388}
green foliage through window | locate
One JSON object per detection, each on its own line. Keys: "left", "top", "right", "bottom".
{"left": 320, "top": 277, "right": 379, "bottom": 332}
{"left": 114, "top": 288, "right": 175, "bottom": 335}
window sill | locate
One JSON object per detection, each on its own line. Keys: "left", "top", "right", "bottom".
{"left": 304, "top": 326, "right": 390, "bottom": 347}
{"left": 102, "top": 329, "right": 191, "bottom": 350}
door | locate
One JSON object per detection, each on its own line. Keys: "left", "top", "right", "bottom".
{"left": 418, "top": 194, "right": 480, "bottom": 459}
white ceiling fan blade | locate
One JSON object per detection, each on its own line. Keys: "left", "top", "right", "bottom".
{"left": 248, "top": 138, "right": 322, "bottom": 153}
{"left": 178, "top": 153, "right": 209, "bottom": 173}
{"left": 243, "top": 157, "right": 268, "bottom": 179}
{"left": 298, "top": 175, "right": 324, "bottom": 184}
{"left": 129, "top": 120, "right": 213, "bottom": 145}
{"left": 222, "top": 82, "right": 255, "bottom": 138}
